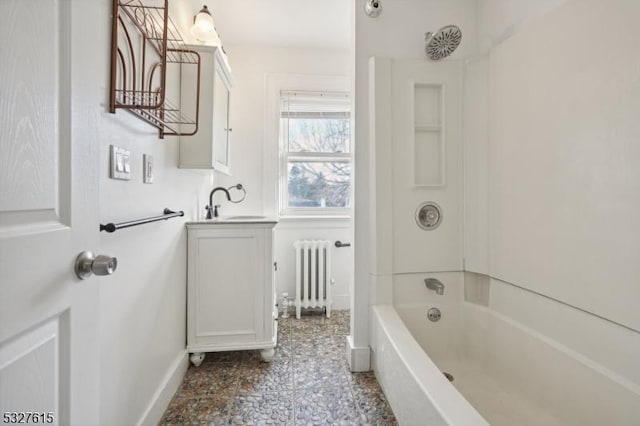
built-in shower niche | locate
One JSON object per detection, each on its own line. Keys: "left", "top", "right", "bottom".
{"left": 413, "top": 83, "right": 444, "bottom": 187}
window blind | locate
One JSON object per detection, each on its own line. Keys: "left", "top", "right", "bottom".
{"left": 280, "top": 90, "right": 350, "bottom": 119}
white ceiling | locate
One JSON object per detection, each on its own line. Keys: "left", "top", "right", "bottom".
{"left": 190, "top": 0, "right": 351, "bottom": 50}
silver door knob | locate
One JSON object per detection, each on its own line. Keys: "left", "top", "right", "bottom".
{"left": 75, "top": 251, "right": 118, "bottom": 280}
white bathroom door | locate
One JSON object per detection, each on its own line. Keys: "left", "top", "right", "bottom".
{"left": 0, "top": 1, "right": 101, "bottom": 424}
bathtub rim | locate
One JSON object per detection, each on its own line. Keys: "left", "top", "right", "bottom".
{"left": 372, "top": 305, "right": 488, "bottom": 426}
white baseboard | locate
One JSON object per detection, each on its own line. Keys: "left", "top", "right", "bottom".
{"left": 332, "top": 294, "right": 350, "bottom": 310}
{"left": 346, "top": 335, "right": 371, "bottom": 372}
{"left": 136, "top": 350, "right": 189, "bottom": 426}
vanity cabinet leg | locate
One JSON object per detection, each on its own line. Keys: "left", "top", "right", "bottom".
{"left": 190, "top": 352, "right": 205, "bottom": 367}
{"left": 260, "top": 348, "right": 275, "bottom": 362}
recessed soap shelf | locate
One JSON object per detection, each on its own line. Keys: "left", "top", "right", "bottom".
{"left": 413, "top": 83, "right": 444, "bottom": 186}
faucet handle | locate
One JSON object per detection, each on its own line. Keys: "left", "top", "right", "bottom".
{"left": 205, "top": 205, "right": 213, "bottom": 220}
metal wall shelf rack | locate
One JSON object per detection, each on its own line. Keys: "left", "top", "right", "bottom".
{"left": 109, "top": 0, "right": 201, "bottom": 138}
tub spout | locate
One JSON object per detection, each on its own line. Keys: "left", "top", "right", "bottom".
{"left": 424, "top": 278, "right": 444, "bottom": 295}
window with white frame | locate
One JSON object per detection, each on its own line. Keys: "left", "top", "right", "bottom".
{"left": 279, "top": 90, "right": 351, "bottom": 215}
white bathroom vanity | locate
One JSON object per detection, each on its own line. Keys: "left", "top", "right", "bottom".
{"left": 186, "top": 218, "right": 278, "bottom": 366}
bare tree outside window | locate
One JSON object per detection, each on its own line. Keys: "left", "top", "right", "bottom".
{"left": 286, "top": 118, "right": 350, "bottom": 208}
{"left": 288, "top": 161, "right": 351, "bottom": 208}
{"left": 288, "top": 118, "right": 350, "bottom": 153}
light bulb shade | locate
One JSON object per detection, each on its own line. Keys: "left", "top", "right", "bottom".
{"left": 190, "top": 5, "right": 218, "bottom": 42}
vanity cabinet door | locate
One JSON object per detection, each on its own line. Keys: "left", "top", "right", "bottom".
{"left": 186, "top": 223, "right": 276, "bottom": 355}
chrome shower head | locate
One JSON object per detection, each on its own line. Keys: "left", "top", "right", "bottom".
{"left": 424, "top": 25, "right": 462, "bottom": 60}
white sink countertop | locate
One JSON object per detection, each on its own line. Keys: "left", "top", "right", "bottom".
{"left": 187, "top": 215, "right": 278, "bottom": 225}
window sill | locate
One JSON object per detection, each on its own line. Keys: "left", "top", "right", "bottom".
{"left": 276, "top": 215, "right": 352, "bottom": 229}
{"left": 278, "top": 215, "right": 351, "bottom": 221}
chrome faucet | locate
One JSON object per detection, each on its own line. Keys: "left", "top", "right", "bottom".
{"left": 206, "top": 187, "right": 231, "bottom": 219}
{"left": 424, "top": 278, "right": 444, "bottom": 295}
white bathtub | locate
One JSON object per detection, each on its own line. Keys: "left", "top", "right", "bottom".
{"left": 371, "top": 275, "right": 640, "bottom": 426}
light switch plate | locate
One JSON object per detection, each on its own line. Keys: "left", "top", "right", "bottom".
{"left": 143, "top": 154, "right": 154, "bottom": 184}
{"left": 110, "top": 145, "right": 131, "bottom": 180}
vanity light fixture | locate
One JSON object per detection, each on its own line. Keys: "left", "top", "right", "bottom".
{"left": 190, "top": 5, "right": 219, "bottom": 44}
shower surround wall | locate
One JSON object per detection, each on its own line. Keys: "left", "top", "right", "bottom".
{"left": 490, "top": 2, "right": 640, "bottom": 323}
{"left": 488, "top": 0, "right": 640, "bottom": 331}
{"left": 369, "top": 56, "right": 464, "bottom": 295}
{"left": 353, "top": 0, "right": 478, "bottom": 371}
{"left": 363, "top": 0, "right": 640, "bottom": 407}
{"left": 463, "top": 0, "right": 640, "bottom": 394}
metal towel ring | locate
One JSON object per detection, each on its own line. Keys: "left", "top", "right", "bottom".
{"left": 228, "top": 184, "right": 246, "bottom": 203}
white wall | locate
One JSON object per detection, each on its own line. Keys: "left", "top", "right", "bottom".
{"left": 274, "top": 219, "right": 352, "bottom": 309}
{"left": 96, "top": 1, "right": 213, "bottom": 424}
{"left": 355, "top": 0, "right": 477, "bottom": 368}
{"left": 98, "top": 119, "right": 210, "bottom": 425}
{"left": 476, "top": 0, "right": 568, "bottom": 53}
{"left": 213, "top": 45, "right": 353, "bottom": 308}
{"left": 480, "top": 0, "right": 640, "bottom": 333}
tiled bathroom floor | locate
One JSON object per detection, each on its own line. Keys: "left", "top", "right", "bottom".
{"left": 160, "top": 310, "right": 397, "bottom": 425}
